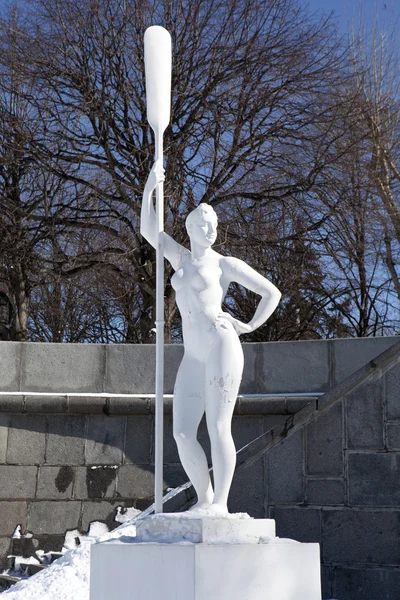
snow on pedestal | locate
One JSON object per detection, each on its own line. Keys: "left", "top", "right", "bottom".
{"left": 90, "top": 514, "right": 321, "bottom": 600}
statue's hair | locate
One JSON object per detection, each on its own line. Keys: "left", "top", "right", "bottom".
{"left": 185, "top": 203, "right": 218, "bottom": 235}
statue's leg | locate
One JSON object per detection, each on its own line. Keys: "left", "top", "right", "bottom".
{"left": 205, "top": 325, "right": 244, "bottom": 512}
{"left": 173, "top": 354, "right": 214, "bottom": 509}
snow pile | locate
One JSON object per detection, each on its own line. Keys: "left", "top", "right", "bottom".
{"left": 3, "top": 543, "right": 91, "bottom": 600}
{"left": 1, "top": 514, "right": 138, "bottom": 600}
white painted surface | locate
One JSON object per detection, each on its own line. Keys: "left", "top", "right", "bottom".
{"left": 144, "top": 26, "right": 172, "bottom": 134}
{"left": 142, "top": 163, "right": 281, "bottom": 513}
{"left": 144, "top": 25, "right": 172, "bottom": 513}
{"left": 90, "top": 539, "right": 321, "bottom": 600}
{"left": 91, "top": 543, "right": 194, "bottom": 600}
{"left": 135, "top": 514, "right": 276, "bottom": 543}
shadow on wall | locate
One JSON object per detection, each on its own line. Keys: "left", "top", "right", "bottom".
{"left": 0, "top": 406, "right": 276, "bottom": 570}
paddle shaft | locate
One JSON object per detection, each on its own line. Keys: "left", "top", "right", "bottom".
{"left": 154, "top": 131, "right": 164, "bottom": 514}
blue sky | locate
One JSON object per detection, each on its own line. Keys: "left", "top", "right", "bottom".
{"left": 304, "top": 0, "right": 397, "bottom": 34}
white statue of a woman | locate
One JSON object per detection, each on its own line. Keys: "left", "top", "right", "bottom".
{"left": 141, "top": 161, "right": 281, "bottom": 515}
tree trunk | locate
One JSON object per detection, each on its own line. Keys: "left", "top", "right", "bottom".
{"left": 10, "top": 264, "right": 30, "bottom": 341}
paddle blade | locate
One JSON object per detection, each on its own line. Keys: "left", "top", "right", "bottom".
{"left": 144, "top": 26, "right": 172, "bottom": 135}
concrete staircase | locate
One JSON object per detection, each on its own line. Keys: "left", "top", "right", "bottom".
{"left": 0, "top": 551, "right": 64, "bottom": 591}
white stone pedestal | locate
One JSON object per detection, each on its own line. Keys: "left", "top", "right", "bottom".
{"left": 90, "top": 515, "right": 321, "bottom": 600}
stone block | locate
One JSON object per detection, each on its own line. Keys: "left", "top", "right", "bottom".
{"left": 240, "top": 340, "right": 330, "bottom": 394}
{"left": 307, "top": 401, "right": 343, "bottom": 476}
{"left": 6, "top": 414, "right": 47, "bottom": 465}
{"left": 237, "top": 397, "right": 285, "bottom": 415}
{"left": 386, "top": 362, "right": 400, "bottom": 419}
{"left": 321, "top": 565, "right": 332, "bottom": 600}
{"left": 105, "top": 345, "right": 155, "bottom": 394}
{"left": 21, "top": 342, "right": 106, "bottom": 393}
{"left": 67, "top": 396, "right": 106, "bottom": 414}
{"left": 164, "top": 345, "right": 184, "bottom": 394}
{"left": 285, "top": 398, "right": 317, "bottom": 414}
{"left": 24, "top": 395, "right": 68, "bottom": 413}
{"left": 74, "top": 466, "right": 117, "bottom": 500}
{"left": 108, "top": 397, "right": 149, "bottom": 416}
{"left": 105, "top": 344, "right": 183, "bottom": 394}
{"left": 10, "top": 535, "right": 39, "bottom": 558}
{"left": 46, "top": 415, "right": 86, "bottom": 465}
{"left": 91, "top": 538, "right": 321, "bottom": 600}
{"left": 346, "top": 378, "right": 384, "bottom": 449}
{"left": 106, "top": 344, "right": 183, "bottom": 395}
{"left": 0, "top": 414, "right": 10, "bottom": 463}
{"left": 332, "top": 337, "right": 398, "bottom": 386}
{"left": 163, "top": 464, "right": 188, "bottom": 490}
{"left": 135, "top": 515, "right": 275, "bottom": 543}
{"left": 348, "top": 452, "right": 400, "bottom": 506}
{"left": 148, "top": 396, "right": 173, "bottom": 415}
{"left": 387, "top": 422, "right": 400, "bottom": 450}
{"left": 162, "top": 415, "right": 180, "bottom": 464}
{"left": 28, "top": 500, "right": 81, "bottom": 534}
{"left": 268, "top": 429, "right": 304, "bottom": 504}
{"left": 0, "top": 342, "right": 21, "bottom": 391}
{"left": 0, "top": 466, "right": 37, "bottom": 499}
{"left": 333, "top": 565, "right": 400, "bottom": 600}
{"left": 85, "top": 416, "right": 125, "bottom": 465}
{"left": 0, "top": 537, "right": 11, "bottom": 569}
{"left": 229, "top": 457, "right": 265, "bottom": 517}
{"left": 81, "top": 500, "right": 131, "bottom": 532}
{"left": 117, "top": 465, "right": 155, "bottom": 499}
{"left": 307, "top": 478, "right": 345, "bottom": 505}
{"left": 270, "top": 507, "right": 321, "bottom": 543}
{"left": 36, "top": 466, "right": 74, "bottom": 499}
{"left": 30, "top": 535, "right": 64, "bottom": 554}
{"left": 0, "top": 395, "right": 24, "bottom": 413}
{"left": 125, "top": 415, "right": 153, "bottom": 464}
{"left": 232, "top": 416, "right": 264, "bottom": 453}
{"left": 163, "top": 487, "right": 195, "bottom": 513}
{"left": 263, "top": 415, "right": 290, "bottom": 434}
{"left": 322, "top": 508, "right": 400, "bottom": 564}
{"left": 0, "top": 501, "right": 27, "bottom": 535}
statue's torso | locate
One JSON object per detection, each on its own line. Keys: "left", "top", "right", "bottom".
{"left": 171, "top": 253, "right": 232, "bottom": 356}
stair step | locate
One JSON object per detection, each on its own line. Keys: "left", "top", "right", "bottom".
{"left": 49, "top": 552, "right": 64, "bottom": 562}
{"left": 0, "top": 574, "right": 22, "bottom": 589}
{"left": 19, "top": 562, "right": 46, "bottom": 575}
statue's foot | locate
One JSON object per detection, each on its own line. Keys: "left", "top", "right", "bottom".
{"left": 204, "top": 503, "right": 229, "bottom": 516}
{"left": 189, "top": 500, "right": 212, "bottom": 512}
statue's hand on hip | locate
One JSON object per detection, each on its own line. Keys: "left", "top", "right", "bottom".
{"left": 217, "top": 312, "right": 253, "bottom": 336}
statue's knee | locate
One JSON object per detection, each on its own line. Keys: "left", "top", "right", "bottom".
{"left": 173, "top": 429, "right": 191, "bottom": 447}
{"left": 209, "top": 421, "right": 232, "bottom": 443}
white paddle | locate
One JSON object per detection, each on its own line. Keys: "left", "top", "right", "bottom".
{"left": 144, "top": 26, "right": 172, "bottom": 514}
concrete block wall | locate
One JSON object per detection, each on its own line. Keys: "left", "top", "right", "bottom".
{"left": 0, "top": 409, "right": 286, "bottom": 566}
{"left": 0, "top": 335, "right": 399, "bottom": 596}
{"left": 263, "top": 341, "right": 400, "bottom": 600}
{"left": 1, "top": 336, "right": 398, "bottom": 395}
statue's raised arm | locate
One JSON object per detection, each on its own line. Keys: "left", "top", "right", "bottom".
{"left": 141, "top": 161, "right": 190, "bottom": 271}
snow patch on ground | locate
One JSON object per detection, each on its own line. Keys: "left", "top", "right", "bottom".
{"left": 1, "top": 517, "right": 138, "bottom": 599}
{"left": 3, "top": 543, "right": 91, "bottom": 600}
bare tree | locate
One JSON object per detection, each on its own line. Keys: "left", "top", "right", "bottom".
{"left": 349, "top": 1, "right": 400, "bottom": 303}
{"left": 0, "top": 0, "right": 361, "bottom": 342}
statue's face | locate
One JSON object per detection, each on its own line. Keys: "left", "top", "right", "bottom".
{"left": 190, "top": 213, "right": 218, "bottom": 248}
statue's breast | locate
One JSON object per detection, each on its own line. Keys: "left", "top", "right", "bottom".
{"left": 171, "top": 260, "right": 222, "bottom": 294}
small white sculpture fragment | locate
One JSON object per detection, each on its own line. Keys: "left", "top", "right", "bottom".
{"left": 141, "top": 163, "right": 281, "bottom": 514}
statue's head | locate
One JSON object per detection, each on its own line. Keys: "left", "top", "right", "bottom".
{"left": 185, "top": 203, "right": 218, "bottom": 247}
